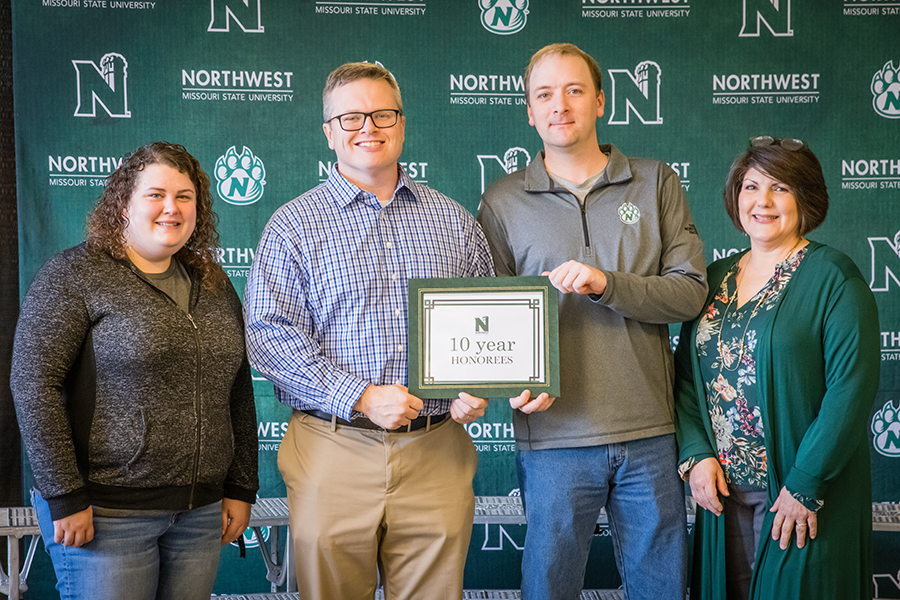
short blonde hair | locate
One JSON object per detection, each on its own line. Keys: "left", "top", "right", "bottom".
{"left": 323, "top": 62, "right": 403, "bottom": 122}
{"left": 524, "top": 43, "right": 603, "bottom": 105}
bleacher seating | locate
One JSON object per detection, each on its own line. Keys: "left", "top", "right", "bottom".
{"left": 3, "top": 498, "right": 899, "bottom": 600}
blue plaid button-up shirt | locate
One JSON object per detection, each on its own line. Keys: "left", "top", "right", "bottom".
{"left": 244, "top": 166, "right": 495, "bottom": 420}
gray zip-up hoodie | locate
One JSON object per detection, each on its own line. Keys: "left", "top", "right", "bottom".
{"left": 478, "top": 145, "right": 707, "bottom": 450}
{"left": 11, "top": 244, "right": 258, "bottom": 520}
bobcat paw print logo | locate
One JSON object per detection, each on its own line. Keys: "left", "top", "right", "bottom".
{"left": 215, "top": 146, "right": 267, "bottom": 206}
{"left": 872, "top": 400, "right": 900, "bottom": 457}
{"left": 618, "top": 201, "right": 641, "bottom": 225}
{"left": 479, "top": 0, "right": 528, "bottom": 35}
{"left": 871, "top": 61, "right": 900, "bottom": 119}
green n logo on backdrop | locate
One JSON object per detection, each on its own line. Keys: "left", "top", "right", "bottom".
{"left": 607, "top": 61, "right": 662, "bottom": 125}
{"left": 209, "top": 0, "right": 264, "bottom": 33}
{"left": 740, "top": 0, "right": 792, "bottom": 37}
{"left": 72, "top": 53, "right": 130, "bottom": 118}
{"left": 869, "top": 231, "right": 900, "bottom": 292}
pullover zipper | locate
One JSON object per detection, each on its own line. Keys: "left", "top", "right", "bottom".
{"left": 580, "top": 202, "right": 591, "bottom": 249}
{"left": 554, "top": 190, "right": 593, "bottom": 250}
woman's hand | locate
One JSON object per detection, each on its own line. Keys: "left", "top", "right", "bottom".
{"left": 688, "top": 457, "right": 729, "bottom": 516}
{"left": 221, "top": 498, "right": 252, "bottom": 546}
{"left": 770, "top": 487, "right": 817, "bottom": 550}
{"left": 53, "top": 506, "right": 94, "bottom": 548}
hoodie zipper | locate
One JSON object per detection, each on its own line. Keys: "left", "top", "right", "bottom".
{"left": 185, "top": 311, "right": 201, "bottom": 509}
{"left": 129, "top": 263, "right": 203, "bottom": 508}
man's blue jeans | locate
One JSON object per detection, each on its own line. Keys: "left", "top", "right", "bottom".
{"left": 516, "top": 434, "right": 687, "bottom": 600}
{"left": 33, "top": 490, "right": 223, "bottom": 600}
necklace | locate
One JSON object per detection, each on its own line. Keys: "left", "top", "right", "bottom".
{"left": 716, "top": 238, "right": 804, "bottom": 371}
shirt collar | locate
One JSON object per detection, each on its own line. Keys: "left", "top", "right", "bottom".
{"left": 326, "top": 163, "right": 419, "bottom": 209}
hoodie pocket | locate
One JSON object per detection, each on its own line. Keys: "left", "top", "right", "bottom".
{"left": 89, "top": 406, "right": 149, "bottom": 478}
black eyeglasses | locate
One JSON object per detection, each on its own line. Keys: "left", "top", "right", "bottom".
{"left": 326, "top": 109, "right": 402, "bottom": 131}
{"left": 749, "top": 136, "right": 806, "bottom": 151}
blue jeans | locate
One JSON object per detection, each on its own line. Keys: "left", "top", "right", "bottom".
{"left": 33, "top": 491, "right": 223, "bottom": 600}
{"left": 516, "top": 434, "right": 687, "bottom": 600}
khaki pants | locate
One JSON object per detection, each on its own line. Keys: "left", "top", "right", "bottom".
{"left": 278, "top": 410, "right": 478, "bottom": 600}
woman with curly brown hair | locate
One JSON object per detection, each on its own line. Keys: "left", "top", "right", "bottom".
{"left": 11, "top": 142, "right": 258, "bottom": 600}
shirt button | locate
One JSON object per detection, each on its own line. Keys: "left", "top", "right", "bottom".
{"left": 386, "top": 241, "right": 393, "bottom": 248}
{"left": 391, "top": 274, "right": 398, "bottom": 281}
{"left": 397, "top": 345, "right": 403, "bottom": 352}
{"left": 395, "top": 309, "right": 402, "bottom": 317}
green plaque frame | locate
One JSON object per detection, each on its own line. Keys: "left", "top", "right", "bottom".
{"left": 408, "top": 276, "right": 559, "bottom": 399}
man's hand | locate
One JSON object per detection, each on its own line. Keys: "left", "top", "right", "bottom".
{"left": 688, "top": 457, "right": 729, "bottom": 516}
{"left": 770, "top": 487, "right": 817, "bottom": 550}
{"left": 353, "top": 384, "right": 424, "bottom": 429}
{"left": 510, "top": 389, "right": 555, "bottom": 414}
{"left": 221, "top": 498, "right": 252, "bottom": 546}
{"left": 53, "top": 506, "right": 94, "bottom": 548}
{"left": 542, "top": 261, "right": 608, "bottom": 296}
{"left": 451, "top": 392, "right": 489, "bottom": 423}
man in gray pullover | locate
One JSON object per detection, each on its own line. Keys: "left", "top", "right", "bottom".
{"left": 477, "top": 43, "right": 707, "bottom": 600}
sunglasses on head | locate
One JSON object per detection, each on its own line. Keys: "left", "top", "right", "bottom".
{"left": 749, "top": 136, "right": 806, "bottom": 151}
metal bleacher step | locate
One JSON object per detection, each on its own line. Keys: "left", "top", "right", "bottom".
{"left": 212, "top": 595, "right": 300, "bottom": 600}
{"left": 212, "top": 591, "right": 626, "bottom": 599}
{"left": 5, "top": 500, "right": 900, "bottom": 600}
{"left": 0, "top": 507, "right": 41, "bottom": 600}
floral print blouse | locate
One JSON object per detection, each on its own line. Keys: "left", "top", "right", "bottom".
{"left": 693, "top": 247, "right": 808, "bottom": 489}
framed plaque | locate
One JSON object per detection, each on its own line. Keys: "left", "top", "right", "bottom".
{"left": 408, "top": 276, "right": 559, "bottom": 399}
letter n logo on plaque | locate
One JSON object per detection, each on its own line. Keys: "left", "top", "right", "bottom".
{"left": 475, "top": 316, "right": 490, "bottom": 333}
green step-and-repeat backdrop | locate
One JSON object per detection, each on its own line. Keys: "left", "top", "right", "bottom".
{"left": 11, "top": 0, "right": 900, "bottom": 596}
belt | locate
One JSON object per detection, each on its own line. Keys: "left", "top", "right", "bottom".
{"left": 301, "top": 409, "right": 449, "bottom": 432}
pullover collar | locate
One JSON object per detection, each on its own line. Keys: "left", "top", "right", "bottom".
{"left": 524, "top": 144, "right": 633, "bottom": 194}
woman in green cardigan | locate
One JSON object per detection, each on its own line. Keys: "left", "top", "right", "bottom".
{"left": 674, "top": 137, "right": 880, "bottom": 600}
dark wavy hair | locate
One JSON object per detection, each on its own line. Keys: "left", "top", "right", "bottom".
{"left": 86, "top": 142, "right": 225, "bottom": 289}
{"left": 724, "top": 140, "right": 828, "bottom": 237}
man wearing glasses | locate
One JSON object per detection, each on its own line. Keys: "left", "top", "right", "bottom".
{"left": 244, "top": 62, "right": 494, "bottom": 599}
{"left": 477, "top": 44, "right": 707, "bottom": 599}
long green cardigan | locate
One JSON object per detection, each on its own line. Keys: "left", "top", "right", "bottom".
{"left": 674, "top": 241, "right": 880, "bottom": 600}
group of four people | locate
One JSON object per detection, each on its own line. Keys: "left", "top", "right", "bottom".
{"left": 11, "top": 43, "right": 879, "bottom": 600}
